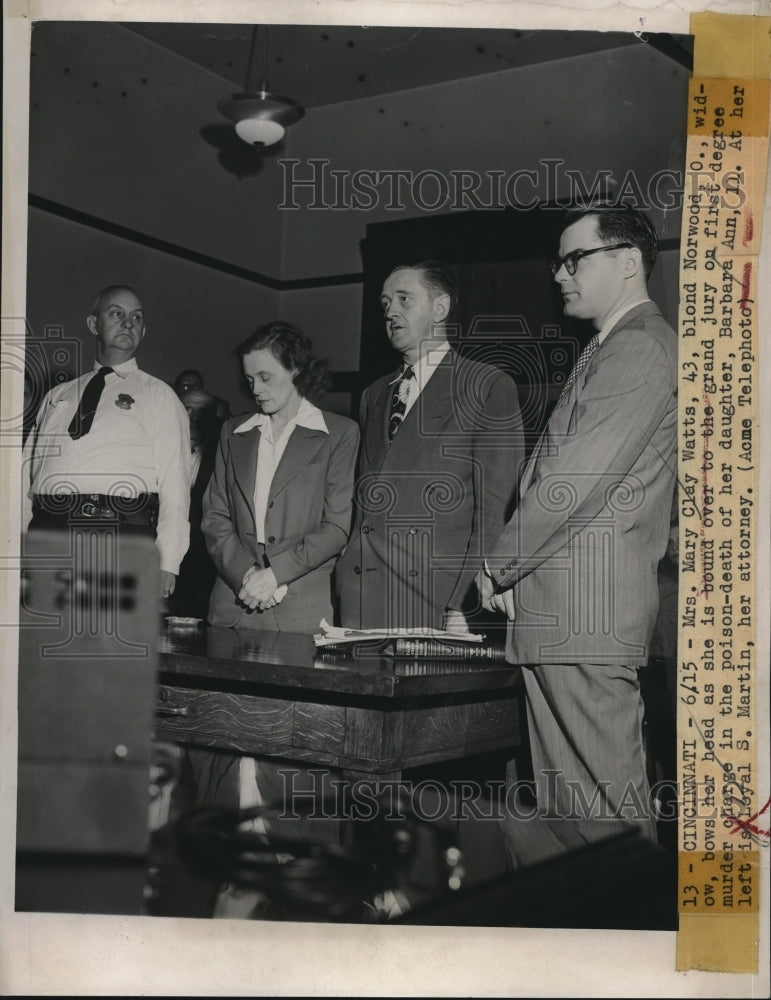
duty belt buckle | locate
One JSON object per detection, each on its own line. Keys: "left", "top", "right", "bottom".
{"left": 81, "top": 495, "right": 113, "bottom": 518}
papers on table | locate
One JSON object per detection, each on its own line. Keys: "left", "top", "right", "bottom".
{"left": 314, "top": 618, "right": 484, "bottom": 648}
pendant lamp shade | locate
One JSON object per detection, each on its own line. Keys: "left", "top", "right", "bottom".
{"left": 218, "top": 28, "right": 305, "bottom": 148}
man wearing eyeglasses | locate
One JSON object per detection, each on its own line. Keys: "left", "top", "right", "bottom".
{"left": 477, "top": 205, "right": 677, "bottom": 857}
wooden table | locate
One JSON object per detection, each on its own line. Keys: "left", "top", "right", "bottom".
{"left": 154, "top": 623, "right": 524, "bottom": 783}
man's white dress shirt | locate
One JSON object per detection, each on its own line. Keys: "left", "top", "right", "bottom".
{"left": 388, "top": 340, "right": 452, "bottom": 419}
{"left": 23, "top": 358, "right": 191, "bottom": 574}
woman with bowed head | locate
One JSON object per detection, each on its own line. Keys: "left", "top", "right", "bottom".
{"left": 178, "top": 323, "right": 359, "bottom": 916}
{"left": 203, "top": 320, "right": 359, "bottom": 634}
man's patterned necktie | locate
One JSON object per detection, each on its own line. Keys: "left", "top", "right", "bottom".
{"left": 388, "top": 365, "right": 415, "bottom": 441}
{"left": 557, "top": 334, "right": 599, "bottom": 405}
{"left": 68, "top": 366, "right": 114, "bottom": 439}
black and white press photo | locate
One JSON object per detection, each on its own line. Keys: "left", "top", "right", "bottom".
{"left": 5, "top": 6, "right": 764, "bottom": 998}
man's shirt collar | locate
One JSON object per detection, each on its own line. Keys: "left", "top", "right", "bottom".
{"left": 597, "top": 298, "right": 652, "bottom": 344}
{"left": 389, "top": 340, "right": 452, "bottom": 387}
{"left": 92, "top": 357, "right": 139, "bottom": 377}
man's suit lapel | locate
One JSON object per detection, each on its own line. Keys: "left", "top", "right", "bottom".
{"left": 519, "top": 434, "right": 545, "bottom": 495}
{"left": 522, "top": 301, "right": 664, "bottom": 494}
{"left": 380, "top": 355, "right": 455, "bottom": 472}
{"left": 563, "top": 301, "right": 662, "bottom": 407}
{"left": 605, "top": 300, "right": 661, "bottom": 341}
{"left": 364, "top": 377, "right": 392, "bottom": 472}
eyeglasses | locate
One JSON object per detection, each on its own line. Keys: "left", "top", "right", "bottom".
{"left": 549, "top": 243, "right": 634, "bottom": 276}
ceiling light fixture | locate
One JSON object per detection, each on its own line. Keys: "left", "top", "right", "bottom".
{"left": 218, "top": 25, "right": 304, "bottom": 148}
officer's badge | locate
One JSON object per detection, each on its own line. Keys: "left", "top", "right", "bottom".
{"left": 115, "top": 394, "right": 135, "bottom": 410}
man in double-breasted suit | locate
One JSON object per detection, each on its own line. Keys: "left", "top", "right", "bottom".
{"left": 478, "top": 206, "right": 677, "bottom": 853}
{"left": 337, "top": 261, "right": 523, "bottom": 632}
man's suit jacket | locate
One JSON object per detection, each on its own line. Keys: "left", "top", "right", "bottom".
{"left": 487, "top": 302, "right": 678, "bottom": 666}
{"left": 337, "top": 350, "right": 523, "bottom": 630}
{"left": 202, "top": 409, "right": 359, "bottom": 633}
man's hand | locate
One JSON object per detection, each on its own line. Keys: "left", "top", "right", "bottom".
{"left": 491, "top": 588, "right": 516, "bottom": 621}
{"left": 239, "top": 566, "right": 279, "bottom": 610}
{"left": 160, "top": 570, "right": 176, "bottom": 599}
{"left": 443, "top": 608, "right": 471, "bottom": 634}
{"left": 475, "top": 566, "right": 516, "bottom": 621}
{"left": 476, "top": 567, "right": 496, "bottom": 611}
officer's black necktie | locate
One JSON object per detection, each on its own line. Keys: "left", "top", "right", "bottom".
{"left": 68, "top": 366, "right": 113, "bottom": 439}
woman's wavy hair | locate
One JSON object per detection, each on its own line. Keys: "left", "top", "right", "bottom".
{"left": 235, "top": 320, "right": 330, "bottom": 402}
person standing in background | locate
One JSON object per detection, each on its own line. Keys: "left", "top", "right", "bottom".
{"left": 168, "top": 387, "right": 222, "bottom": 619}
{"left": 174, "top": 367, "right": 230, "bottom": 423}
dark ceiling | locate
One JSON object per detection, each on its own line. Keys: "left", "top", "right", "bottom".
{"left": 122, "top": 23, "right": 689, "bottom": 111}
